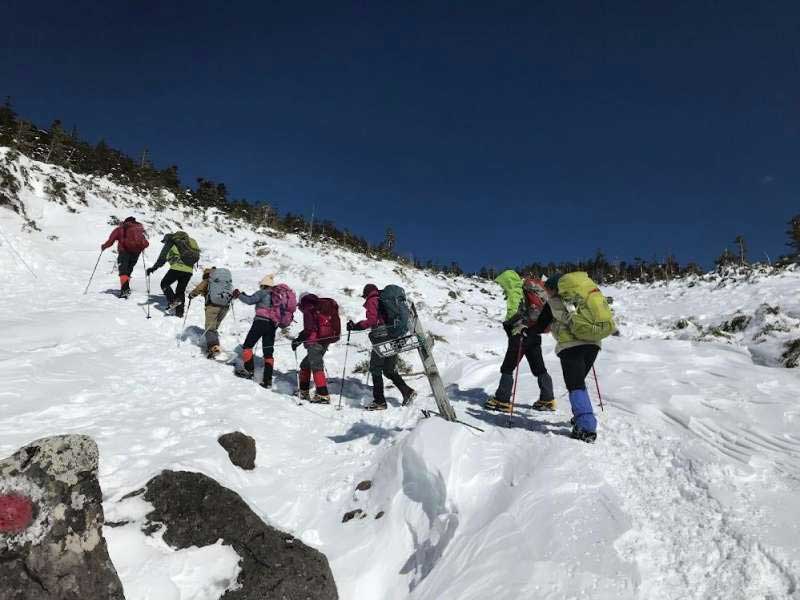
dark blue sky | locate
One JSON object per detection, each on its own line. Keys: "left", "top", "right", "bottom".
{"left": 3, "top": 1, "right": 798, "bottom": 271}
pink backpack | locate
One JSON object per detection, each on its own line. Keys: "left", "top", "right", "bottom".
{"left": 265, "top": 284, "right": 297, "bottom": 328}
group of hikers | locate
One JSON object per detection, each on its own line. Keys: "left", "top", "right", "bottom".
{"left": 100, "top": 218, "right": 616, "bottom": 442}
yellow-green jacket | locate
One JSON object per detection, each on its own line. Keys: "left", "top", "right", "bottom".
{"left": 494, "top": 270, "right": 524, "bottom": 322}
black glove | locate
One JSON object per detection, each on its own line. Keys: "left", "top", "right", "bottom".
{"left": 145, "top": 267, "right": 154, "bottom": 276}
{"left": 232, "top": 289, "right": 240, "bottom": 299}
{"left": 346, "top": 320, "right": 357, "bottom": 331}
{"left": 291, "top": 338, "right": 301, "bottom": 351}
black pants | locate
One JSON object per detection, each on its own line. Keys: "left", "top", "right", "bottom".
{"left": 500, "top": 325, "right": 547, "bottom": 376}
{"left": 242, "top": 319, "right": 277, "bottom": 384}
{"left": 117, "top": 252, "right": 140, "bottom": 277}
{"left": 160, "top": 269, "right": 192, "bottom": 316}
{"left": 557, "top": 345, "right": 600, "bottom": 391}
{"left": 369, "top": 350, "right": 412, "bottom": 402}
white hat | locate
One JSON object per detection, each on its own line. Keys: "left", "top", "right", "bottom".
{"left": 260, "top": 274, "right": 275, "bottom": 287}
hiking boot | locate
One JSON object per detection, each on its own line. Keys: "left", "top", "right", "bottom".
{"left": 484, "top": 396, "right": 512, "bottom": 413}
{"left": 310, "top": 393, "right": 331, "bottom": 404}
{"left": 364, "top": 401, "right": 388, "bottom": 411}
{"left": 532, "top": 398, "right": 556, "bottom": 412}
{"left": 120, "top": 288, "right": 132, "bottom": 299}
{"left": 297, "top": 389, "right": 311, "bottom": 401}
{"left": 571, "top": 426, "right": 597, "bottom": 444}
{"left": 206, "top": 345, "right": 221, "bottom": 359}
{"left": 401, "top": 390, "right": 417, "bottom": 407}
{"left": 260, "top": 379, "right": 272, "bottom": 389}
{"left": 234, "top": 368, "right": 254, "bottom": 380}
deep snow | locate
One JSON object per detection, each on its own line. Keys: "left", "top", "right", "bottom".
{"left": 1, "top": 148, "right": 799, "bottom": 599}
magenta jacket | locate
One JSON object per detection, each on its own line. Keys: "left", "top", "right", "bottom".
{"left": 356, "top": 290, "right": 384, "bottom": 330}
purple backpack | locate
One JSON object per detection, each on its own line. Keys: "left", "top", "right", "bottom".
{"left": 265, "top": 284, "right": 297, "bottom": 328}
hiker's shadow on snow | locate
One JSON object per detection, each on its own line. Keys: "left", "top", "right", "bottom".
{"left": 178, "top": 325, "right": 205, "bottom": 346}
{"left": 328, "top": 421, "right": 406, "bottom": 445}
{"left": 463, "top": 405, "right": 572, "bottom": 435}
{"left": 445, "top": 384, "right": 489, "bottom": 407}
{"left": 100, "top": 288, "right": 121, "bottom": 298}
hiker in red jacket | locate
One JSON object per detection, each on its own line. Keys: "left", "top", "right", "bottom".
{"left": 292, "top": 293, "right": 335, "bottom": 404}
{"left": 347, "top": 283, "right": 416, "bottom": 411}
{"left": 101, "top": 217, "right": 149, "bottom": 298}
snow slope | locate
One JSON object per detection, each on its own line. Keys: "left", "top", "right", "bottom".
{"left": 1, "top": 147, "right": 799, "bottom": 599}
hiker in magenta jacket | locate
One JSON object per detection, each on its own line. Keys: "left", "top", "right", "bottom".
{"left": 347, "top": 284, "right": 415, "bottom": 411}
{"left": 100, "top": 216, "right": 148, "bottom": 298}
{"left": 354, "top": 285, "right": 384, "bottom": 329}
{"left": 291, "top": 293, "right": 331, "bottom": 404}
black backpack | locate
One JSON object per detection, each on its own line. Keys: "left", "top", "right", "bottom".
{"left": 379, "top": 285, "right": 410, "bottom": 338}
{"left": 172, "top": 231, "right": 200, "bottom": 266}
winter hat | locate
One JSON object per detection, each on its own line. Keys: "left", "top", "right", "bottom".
{"left": 260, "top": 274, "right": 275, "bottom": 287}
{"left": 123, "top": 216, "right": 136, "bottom": 223}
{"left": 544, "top": 273, "right": 563, "bottom": 291}
{"left": 202, "top": 267, "right": 215, "bottom": 279}
{"left": 362, "top": 283, "right": 378, "bottom": 298}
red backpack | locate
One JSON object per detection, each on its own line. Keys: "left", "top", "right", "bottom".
{"left": 315, "top": 298, "right": 341, "bottom": 344}
{"left": 522, "top": 278, "right": 548, "bottom": 326}
{"left": 123, "top": 222, "right": 149, "bottom": 253}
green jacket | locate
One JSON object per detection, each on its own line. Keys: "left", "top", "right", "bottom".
{"left": 152, "top": 235, "right": 194, "bottom": 274}
{"left": 166, "top": 244, "right": 194, "bottom": 274}
{"left": 494, "top": 270, "right": 524, "bottom": 322}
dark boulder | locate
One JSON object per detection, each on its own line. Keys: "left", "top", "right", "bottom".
{"left": 0, "top": 435, "right": 125, "bottom": 600}
{"left": 218, "top": 432, "right": 256, "bottom": 470}
{"left": 141, "top": 470, "right": 338, "bottom": 599}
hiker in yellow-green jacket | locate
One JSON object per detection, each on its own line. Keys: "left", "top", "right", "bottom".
{"left": 145, "top": 231, "right": 200, "bottom": 318}
{"left": 485, "top": 270, "right": 555, "bottom": 413}
{"left": 529, "top": 272, "right": 617, "bottom": 443}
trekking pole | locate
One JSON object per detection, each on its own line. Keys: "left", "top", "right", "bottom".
{"left": 142, "top": 251, "right": 151, "bottom": 319}
{"left": 337, "top": 330, "right": 352, "bottom": 411}
{"left": 181, "top": 298, "right": 192, "bottom": 332}
{"left": 293, "top": 349, "right": 302, "bottom": 405}
{"left": 229, "top": 302, "right": 240, "bottom": 337}
{"left": 84, "top": 250, "right": 103, "bottom": 294}
{"left": 507, "top": 334, "right": 525, "bottom": 427}
{"left": 592, "top": 366, "right": 604, "bottom": 412}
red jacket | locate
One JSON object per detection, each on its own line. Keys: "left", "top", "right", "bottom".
{"left": 356, "top": 290, "right": 384, "bottom": 330}
{"left": 299, "top": 294, "right": 320, "bottom": 346}
{"left": 101, "top": 223, "right": 149, "bottom": 253}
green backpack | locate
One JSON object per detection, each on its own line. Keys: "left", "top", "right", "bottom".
{"left": 172, "top": 231, "right": 200, "bottom": 266}
{"left": 558, "top": 272, "right": 616, "bottom": 342}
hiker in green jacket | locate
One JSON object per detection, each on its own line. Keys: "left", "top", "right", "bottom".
{"left": 145, "top": 231, "right": 199, "bottom": 318}
{"left": 485, "top": 270, "right": 555, "bottom": 413}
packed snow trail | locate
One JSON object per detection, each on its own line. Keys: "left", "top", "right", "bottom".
{"left": 1, "top": 148, "right": 799, "bottom": 599}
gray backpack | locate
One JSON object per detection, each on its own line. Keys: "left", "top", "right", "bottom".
{"left": 207, "top": 268, "right": 233, "bottom": 306}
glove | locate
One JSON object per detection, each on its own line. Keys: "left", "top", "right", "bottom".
{"left": 291, "top": 338, "right": 301, "bottom": 351}
{"left": 511, "top": 321, "right": 528, "bottom": 337}
{"left": 346, "top": 320, "right": 357, "bottom": 331}
{"left": 100, "top": 243, "right": 107, "bottom": 251}
{"left": 232, "top": 289, "right": 240, "bottom": 299}
{"left": 188, "top": 292, "right": 197, "bottom": 300}
{"left": 145, "top": 267, "right": 154, "bottom": 276}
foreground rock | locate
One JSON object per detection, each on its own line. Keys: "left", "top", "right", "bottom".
{"left": 0, "top": 435, "right": 125, "bottom": 600}
{"left": 142, "top": 470, "right": 338, "bottom": 599}
{"left": 218, "top": 432, "right": 257, "bottom": 470}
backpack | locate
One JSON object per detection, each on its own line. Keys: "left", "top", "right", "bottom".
{"left": 266, "top": 284, "right": 297, "bottom": 328}
{"left": 557, "top": 272, "right": 617, "bottom": 342}
{"left": 172, "top": 232, "right": 200, "bottom": 266}
{"left": 379, "top": 284, "right": 411, "bottom": 338}
{"left": 122, "top": 222, "right": 149, "bottom": 252}
{"left": 521, "top": 277, "right": 548, "bottom": 324}
{"left": 315, "top": 298, "right": 341, "bottom": 344}
{"left": 207, "top": 268, "right": 233, "bottom": 307}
